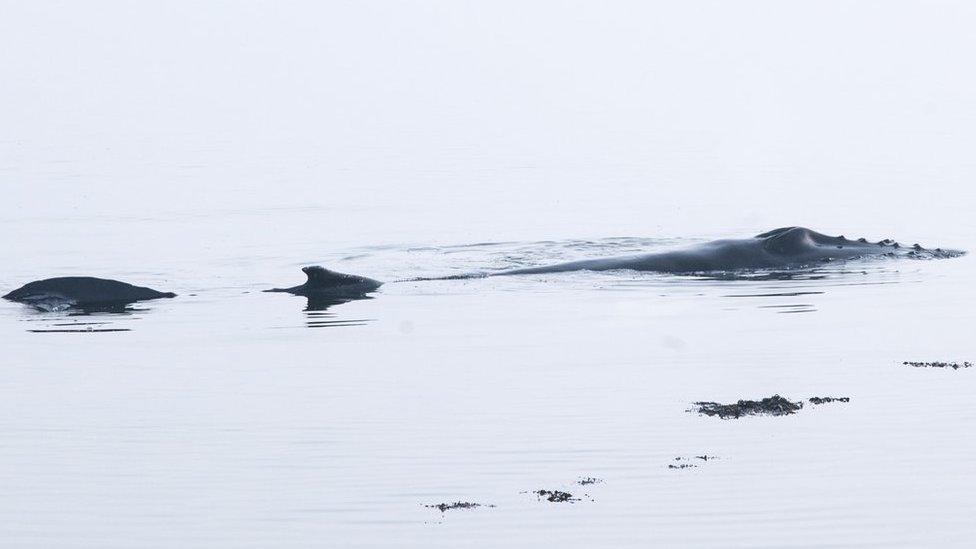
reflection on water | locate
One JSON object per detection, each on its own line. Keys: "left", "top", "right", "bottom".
{"left": 304, "top": 295, "right": 376, "bottom": 329}
{"left": 723, "top": 291, "right": 825, "bottom": 298}
{"left": 758, "top": 304, "right": 817, "bottom": 314}
{"left": 28, "top": 327, "right": 132, "bottom": 333}
{"left": 69, "top": 303, "right": 147, "bottom": 315}
{"left": 17, "top": 304, "right": 149, "bottom": 333}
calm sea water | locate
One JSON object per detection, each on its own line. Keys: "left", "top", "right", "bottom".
{"left": 3, "top": 2, "right": 976, "bottom": 547}
{"left": 1, "top": 216, "right": 974, "bottom": 547}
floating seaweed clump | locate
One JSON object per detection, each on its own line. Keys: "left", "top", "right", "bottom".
{"left": 425, "top": 502, "right": 494, "bottom": 512}
{"left": 533, "top": 490, "right": 577, "bottom": 503}
{"left": 692, "top": 395, "right": 803, "bottom": 419}
{"left": 903, "top": 361, "right": 972, "bottom": 370}
{"left": 809, "top": 396, "right": 850, "bottom": 405}
{"left": 669, "top": 455, "right": 719, "bottom": 469}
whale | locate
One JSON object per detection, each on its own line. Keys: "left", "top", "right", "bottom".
{"left": 6, "top": 228, "right": 957, "bottom": 313}
{"left": 265, "top": 266, "right": 383, "bottom": 298}
{"left": 494, "top": 226, "right": 963, "bottom": 275}
{"left": 3, "top": 277, "right": 177, "bottom": 312}
{"left": 266, "top": 227, "right": 963, "bottom": 299}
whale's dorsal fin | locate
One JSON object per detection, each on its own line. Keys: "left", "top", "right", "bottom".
{"left": 754, "top": 227, "right": 799, "bottom": 239}
{"left": 300, "top": 266, "right": 383, "bottom": 293}
{"left": 760, "top": 227, "right": 818, "bottom": 255}
{"left": 302, "top": 265, "right": 354, "bottom": 287}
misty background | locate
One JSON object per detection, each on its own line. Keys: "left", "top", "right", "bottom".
{"left": 3, "top": 3, "right": 976, "bottom": 547}
{"left": 3, "top": 1, "right": 974, "bottom": 252}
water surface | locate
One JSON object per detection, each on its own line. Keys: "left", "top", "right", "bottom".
{"left": 2, "top": 222, "right": 974, "bottom": 547}
{"left": 3, "top": 1, "right": 976, "bottom": 546}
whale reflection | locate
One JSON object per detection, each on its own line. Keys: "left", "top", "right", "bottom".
{"left": 20, "top": 304, "right": 148, "bottom": 333}
{"left": 302, "top": 294, "right": 376, "bottom": 328}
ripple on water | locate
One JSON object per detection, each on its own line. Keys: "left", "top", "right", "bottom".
{"left": 18, "top": 305, "right": 149, "bottom": 333}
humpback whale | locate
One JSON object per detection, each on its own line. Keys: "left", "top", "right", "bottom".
{"left": 3, "top": 277, "right": 176, "bottom": 312}
{"left": 495, "top": 226, "right": 962, "bottom": 275}
{"left": 3, "top": 228, "right": 961, "bottom": 314}
{"left": 266, "top": 227, "right": 963, "bottom": 299}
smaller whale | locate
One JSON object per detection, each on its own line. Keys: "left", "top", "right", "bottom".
{"left": 3, "top": 277, "right": 177, "bottom": 312}
{"left": 265, "top": 266, "right": 383, "bottom": 299}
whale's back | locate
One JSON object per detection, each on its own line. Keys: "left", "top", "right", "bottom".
{"left": 3, "top": 277, "right": 176, "bottom": 309}
{"left": 758, "top": 227, "right": 836, "bottom": 255}
{"left": 501, "top": 227, "right": 962, "bottom": 276}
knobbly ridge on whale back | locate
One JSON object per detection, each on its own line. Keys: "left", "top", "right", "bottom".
{"left": 261, "top": 226, "right": 964, "bottom": 298}
{"left": 2, "top": 227, "right": 965, "bottom": 312}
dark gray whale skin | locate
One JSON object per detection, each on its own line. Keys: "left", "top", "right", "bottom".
{"left": 265, "top": 266, "right": 383, "bottom": 298}
{"left": 270, "top": 228, "right": 963, "bottom": 300}
{"left": 494, "top": 226, "right": 963, "bottom": 275}
{"left": 3, "top": 277, "right": 177, "bottom": 310}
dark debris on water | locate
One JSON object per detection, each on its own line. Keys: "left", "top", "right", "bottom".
{"left": 577, "top": 477, "right": 603, "bottom": 486}
{"left": 692, "top": 395, "right": 803, "bottom": 419}
{"left": 533, "top": 490, "right": 578, "bottom": 503}
{"left": 425, "top": 501, "right": 494, "bottom": 512}
{"left": 669, "top": 455, "right": 718, "bottom": 469}
{"left": 809, "top": 396, "right": 851, "bottom": 405}
{"left": 903, "top": 361, "right": 972, "bottom": 370}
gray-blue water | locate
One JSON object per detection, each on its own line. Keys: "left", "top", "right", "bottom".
{"left": 3, "top": 2, "right": 976, "bottom": 547}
